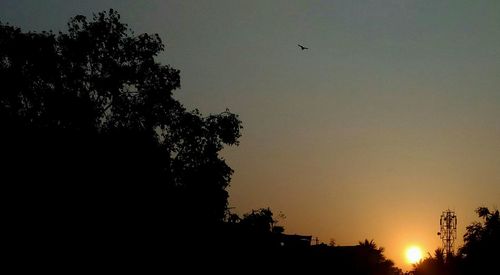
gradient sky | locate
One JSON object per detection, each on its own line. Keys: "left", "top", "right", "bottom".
{"left": 2, "top": 0, "right": 499, "bottom": 269}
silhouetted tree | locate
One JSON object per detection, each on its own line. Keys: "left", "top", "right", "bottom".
{"left": 413, "top": 248, "right": 455, "bottom": 275}
{"left": 240, "top": 207, "right": 279, "bottom": 233}
{"left": 355, "top": 239, "right": 402, "bottom": 275}
{"left": 459, "top": 207, "right": 500, "bottom": 274}
{"left": 1, "top": 9, "right": 241, "bottom": 267}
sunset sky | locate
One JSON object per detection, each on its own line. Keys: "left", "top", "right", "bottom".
{"left": 2, "top": 0, "right": 499, "bottom": 268}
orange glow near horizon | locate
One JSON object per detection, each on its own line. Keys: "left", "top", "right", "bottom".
{"left": 405, "top": 246, "right": 423, "bottom": 264}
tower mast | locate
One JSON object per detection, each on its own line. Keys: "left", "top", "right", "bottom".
{"left": 438, "top": 209, "right": 457, "bottom": 259}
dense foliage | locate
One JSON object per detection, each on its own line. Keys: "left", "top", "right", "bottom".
{"left": 1, "top": 9, "right": 241, "bottom": 267}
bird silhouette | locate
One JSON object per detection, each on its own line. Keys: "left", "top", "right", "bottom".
{"left": 298, "top": 44, "right": 309, "bottom": 50}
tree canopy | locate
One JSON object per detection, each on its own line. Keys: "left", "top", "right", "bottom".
{"left": 459, "top": 207, "right": 500, "bottom": 274}
{"left": 1, "top": 9, "right": 241, "bottom": 265}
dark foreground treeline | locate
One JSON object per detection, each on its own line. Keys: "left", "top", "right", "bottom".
{"left": 178, "top": 207, "right": 499, "bottom": 275}
{"left": 1, "top": 10, "right": 497, "bottom": 274}
{"left": 182, "top": 209, "right": 403, "bottom": 274}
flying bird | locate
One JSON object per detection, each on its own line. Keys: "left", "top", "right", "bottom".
{"left": 298, "top": 44, "right": 309, "bottom": 50}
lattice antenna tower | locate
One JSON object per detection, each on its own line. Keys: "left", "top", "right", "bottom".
{"left": 438, "top": 209, "right": 457, "bottom": 258}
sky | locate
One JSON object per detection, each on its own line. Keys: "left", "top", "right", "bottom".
{"left": 1, "top": 0, "right": 499, "bottom": 269}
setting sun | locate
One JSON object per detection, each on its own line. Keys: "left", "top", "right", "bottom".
{"left": 406, "top": 246, "right": 423, "bottom": 264}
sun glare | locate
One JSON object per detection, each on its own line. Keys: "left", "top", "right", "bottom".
{"left": 406, "top": 246, "right": 423, "bottom": 264}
